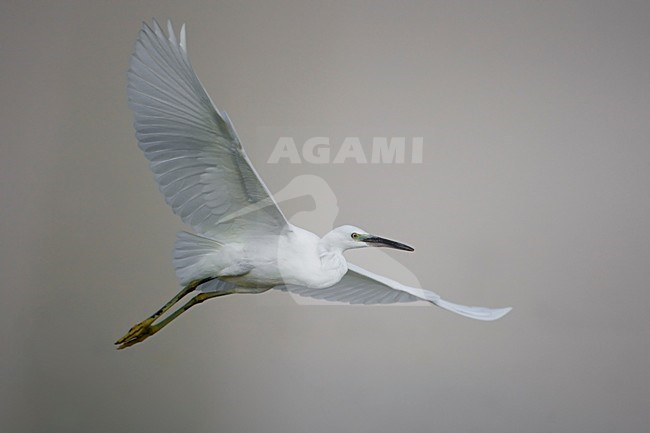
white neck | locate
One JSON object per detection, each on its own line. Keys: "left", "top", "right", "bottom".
{"left": 318, "top": 232, "right": 344, "bottom": 256}
{"left": 317, "top": 234, "right": 348, "bottom": 274}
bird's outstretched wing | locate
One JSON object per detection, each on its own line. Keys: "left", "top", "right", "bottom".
{"left": 127, "top": 20, "right": 289, "bottom": 241}
{"left": 279, "top": 264, "right": 512, "bottom": 321}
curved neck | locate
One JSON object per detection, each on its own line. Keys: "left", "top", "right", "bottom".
{"left": 318, "top": 232, "right": 348, "bottom": 270}
{"left": 317, "top": 236, "right": 348, "bottom": 278}
{"left": 307, "top": 231, "right": 348, "bottom": 286}
{"left": 318, "top": 232, "right": 344, "bottom": 257}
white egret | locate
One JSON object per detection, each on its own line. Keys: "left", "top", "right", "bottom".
{"left": 116, "top": 20, "right": 511, "bottom": 349}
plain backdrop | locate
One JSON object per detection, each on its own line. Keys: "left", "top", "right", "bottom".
{"left": 1, "top": 1, "right": 649, "bottom": 432}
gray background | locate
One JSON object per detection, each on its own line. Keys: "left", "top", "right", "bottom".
{"left": 2, "top": 1, "right": 649, "bottom": 432}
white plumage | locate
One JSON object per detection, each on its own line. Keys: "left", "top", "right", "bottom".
{"left": 117, "top": 20, "right": 511, "bottom": 349}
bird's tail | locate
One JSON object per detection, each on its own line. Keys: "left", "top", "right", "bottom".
{"left": 432, "top": 298, "right": 512, "bottom": 321}
{"left": 173, "top": 231, "right": 225, "bottom": 286}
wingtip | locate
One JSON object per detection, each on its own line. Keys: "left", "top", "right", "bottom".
{"left": 473, "top": 306, "right": 512, "bottom": 321}
{"left": 434, "top": 298, "right": 513, "bottom": 321}
{"left": 151, "top": 18, "right": 164, "bottom": 37}
{"left": 140, "top": 20, "right": 153, "bottom": 35}
{"left": 489, "top": 306, "right": 513, "bottom": 321}
{"left": 143, "top": 18, "right": 185, "bottom": 50}
{"left": 180, "top": 23, "right": 187, "bottom": 51}
{"left": 167, "top": 19, "right": 176, "bottom": 44}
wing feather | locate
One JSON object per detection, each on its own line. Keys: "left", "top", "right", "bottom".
{"left": 128, "top": 19, "right": 289, "bottom": 241}
{"left": 280, "top": 264, "right": 512, "bottom": 321}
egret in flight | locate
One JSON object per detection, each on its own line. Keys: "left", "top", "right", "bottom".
{"left": 116, "top": 20, "right": 511, "bottom": 349}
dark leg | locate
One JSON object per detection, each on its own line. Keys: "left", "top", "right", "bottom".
{"left": 115, "top": 281, "right": 269, "bottom": 349}
{"left": 116, "top": 288, "right": 237, "bottom": 349}
{"left": 115, "top": 278, "right": 213, "bottom": 348}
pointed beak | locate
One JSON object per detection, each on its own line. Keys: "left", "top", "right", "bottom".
{"left": 362, "top": 235, "right": 414, "bottom": 252}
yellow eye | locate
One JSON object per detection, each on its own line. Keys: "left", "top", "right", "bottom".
{"left": 351, "top": 232, "right": 359, "bottom": 239}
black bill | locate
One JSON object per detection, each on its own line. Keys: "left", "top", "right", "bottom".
{"left": 363, "top": 235, "right": 414, "bottom": 252}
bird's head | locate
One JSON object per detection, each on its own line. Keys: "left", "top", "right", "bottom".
{"left": 322, "top": 225, "right": 415, "bottom": 252}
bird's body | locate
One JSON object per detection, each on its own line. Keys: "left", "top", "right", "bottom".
{"left": 188, "top": 225, "right": 349, "bottom": 290}
{"left": 270, "top": 225, "right": 350, "bottom": 289}
{"left": 174, "top": 223, "right": 414, "bottom": 292}
{"left": 116, "top": 20, "right": 511, "bottom": 349}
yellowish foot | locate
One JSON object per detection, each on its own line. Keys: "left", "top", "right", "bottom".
{"left": 114, "top": 283, "right": 243, "bottom": 350}
{"left": 115, "top": 317, "right": 156, "bottom": 349}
